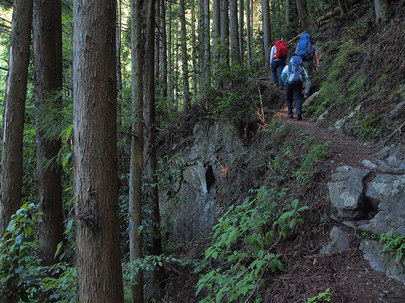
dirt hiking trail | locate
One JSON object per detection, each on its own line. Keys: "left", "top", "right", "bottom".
{"left": 263, "top": 107, "right": 405, "bottom": 302}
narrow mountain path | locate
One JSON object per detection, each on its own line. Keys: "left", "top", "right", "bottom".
{"left": 265, "top": 106, "right": 405, "bottom": 302}
{"left": 274, "top": 106, "right": 378, "bottom": 169}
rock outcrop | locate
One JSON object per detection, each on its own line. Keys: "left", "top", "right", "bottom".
{"left": 160, "top": 120, "right": 244, "bottom": 243}
{"left": 327, "top": 146, "right": 405, "bottom": 284}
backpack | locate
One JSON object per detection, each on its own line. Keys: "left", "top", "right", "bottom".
{"left": 273, "top": 40, "right": 288, "bottom": 60}
{"left": 296, "top": 33, "right": 313, "bottom": 61}
{"left": 287, "top": 56, "right": 305, "bottom": 85}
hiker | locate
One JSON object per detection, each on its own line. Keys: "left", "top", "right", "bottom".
{"left": 295, "top": 33, "right": 319, "bottom": 98}
{"left": 270, "top": 39, "right": 288, "bottom": 88}
{"left": 280, "top": 53, "right": 308, "bottom": 121}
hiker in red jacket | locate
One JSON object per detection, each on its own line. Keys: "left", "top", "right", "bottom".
{"left": 270, "top": 39, "right": 288, "bottom": 88}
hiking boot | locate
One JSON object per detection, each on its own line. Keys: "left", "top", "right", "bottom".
{"left": 297, "top": 114, "right": 302, "bottom": 121}
{"left": 288, "top": 113, "right": 294, "bottom": 119}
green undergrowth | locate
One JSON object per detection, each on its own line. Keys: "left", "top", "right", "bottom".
{"left": 194, "top": 120, "right": 331, "bottom": 302}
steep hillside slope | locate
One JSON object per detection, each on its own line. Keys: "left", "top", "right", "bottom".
{"left": 156, "top": 2, "right": 405, "bottom": 302}
{"left": 306, "top": 1, "right": 404, "bottom": 146}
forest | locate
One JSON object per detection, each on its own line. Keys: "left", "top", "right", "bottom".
{"left": 0, "top": 0, "right": 404, "bottom": 302}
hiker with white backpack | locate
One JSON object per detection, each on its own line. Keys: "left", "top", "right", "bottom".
{"left": 295, "top": 33, "right": 319, "bottom": 98}
{"left": 270, "top": 39, "right": 288, "bottom": 88}
{"left": 281, "top": 53, "right": 309, "bottom": 121}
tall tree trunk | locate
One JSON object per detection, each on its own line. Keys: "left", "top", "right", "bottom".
{"left": 230, "top": 0, "right": 240, "bottom": 64}
{"left": 198, "top": 0, "right": 204, "bottom": 89}
{"left": 191, "top": 0, "right": 198, "bottom": 97}
{"left": 33, "top": 0, "right": 64, "bottom": 267}
{"left": 239, "top": 0, "right": 244, "bottom": 63}
{"left": 0, "top": 0, "right": 33, "bottom": 239}
{"left": 129, "top": 0, "right": 145, "bottom": 301}
{"left": 220, "top": 0, "right": 229, "bottom": 67}
{"left": 0, "top": 2, "right": 33, "bottom": 302}
{"left": 285, "top": 0, "right": 290, "bottom": 26}
{"left": 117, "top": 0, "right": 123, "bottom": 130}
{"left": 174, "top": 26, "right": 179, "bottom": 108}
{"left": 212, "top": 0, "right": 221, "bottom": 69}
{"left": 180, "top": 0, "right": 190, "bottom": 114}
{"left": 203, "top": 0, "right": 211, "bottom": 87}
{"left": 374, "top": 0, "right": 389, "bottom": 23}
{"left": 143, "top": 0, "right": 163, "bottom": 294}
{"left": 296, "top": 0, "right": 312, "bottom": 29}
{"left": 261, "top": 0, "right": 271, "bottom": 67}
{"left": 160, "top": 0, "right": 167, "bottom": 99}
{"left": 167, "top": 0, "right": 173, "bottom": 101}
{"left": 72, "top": 0, "right": 124, "bottom": 301}
{"left": 246, "top": 0, "right": 252, "bottom": 64}
{"left": 154, "top": 0, "right": 160, "bottom": 80}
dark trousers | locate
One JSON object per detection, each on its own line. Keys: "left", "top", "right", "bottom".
{"left": 286, "top": 83, "right": 303, "bottom": 116}
{"left": 271, "top": 60, "right": 286, "bottom": 86}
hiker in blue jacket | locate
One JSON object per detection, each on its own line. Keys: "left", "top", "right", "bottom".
{"left": 295, "top": 33, "right": 319, "bottom": 98}
{"left": 270, "top": 39, "right": 288, "bottom": 88}
{"left": 281, "top": 53, "right": 309, "bottom": 121}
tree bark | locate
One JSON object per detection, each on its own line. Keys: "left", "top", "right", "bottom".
{"left": 239, "top": 0, "right": 244, "bottom": 63}
{"left": 72, "top": 0, "right": 124, "bottom": 301}
{"left": 129, "top": 0, "right": 145, "bottom": 301}
{"left": 143, "top": 0, "right": 163, "bottom": 294}
{"left": 261, "top": 0, "right": 271, "bottom": 67}
{"left": 246, "top": 0, "right": 252, "bottom": 64}
{"left": 180, "top": 0, "right": 190, "bottom": 114}
{"left": 0, "top": 3, "right": 33, "bottom": 302}
{"left": 33, "top": 0, "right": 64, "bottom": 267}
{"left": 154, "top": 0, "right": 160, "bottom": 79}
{"left": 160, "top": 0, "right": 167, "bottom": 99}
{"left": 296, "top": 0, "right": 312, "bottom": 29}
{"left": 220, "top": 0, "right": 229, "bottom": 67}
{"left": 191, "top": 0, "right": 198, "bottom": 97}
{"left": 285, "top": 0, "right": 290, "bottom": 26}
{"left": 117, "top": 0, "right": 123, "bottom": 130}
{"left": 212, "top": 0, "right": 221, "bottom": 67}
{"left": 203, "top": 0, "right": 211, "bottom": 86}
{"left": 0, "top": 0, "right": 33, "bottom": 239}
{"left": 230, "top": 0, "right": 240, "bottom": 64}
{"left": 167, "top": 0, "right": 173, "bottom": 101}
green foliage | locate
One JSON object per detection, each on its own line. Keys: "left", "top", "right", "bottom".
{"left": 41, "top": 264, "right": 77, "bottom": 303}
{"left": 294, "top": 142, "right": 331, "bottom": 182}
{"left": 306, "top": 287, "right": 331, "bottom": 303}
{"left": 157, "top": 155, "right": 181, "bottom": 193}
{"left": 318, "top": 39, "right": 365, "bottom": 107}
{"left": 195, "top": 191, "right": 309, "bottom": 302}
{"left": 0, "top": 203, "right": 43, "bottom": 300}
{"left": 379, "top": 231, "right": 405, "bottom": 264}
{"left": 0, "top": 203, "right": 77, "bottom": 302}
{"left": 123, "top": 255, "right": 180, "bottom": 289}
{"left": 354, "top": 112, "right": 383, "bottom": 140}
{"left": 205, "top": 64, "right": 258, "bottom": 125}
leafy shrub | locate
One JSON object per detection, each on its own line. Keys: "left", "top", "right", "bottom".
{"left": 0, "top": 203, "right": 77, "bottom": 302}
{"left": 306, "top": 287, "right": 331, "bottom": 303}
{"left": 195, "top": 190, "right": 308, "bottom": 302}
{"left": 379, "top": 231, "right": 405, "bottom": 264}
{"left": 0, "top": 203, "right": 43, "bottom": 301}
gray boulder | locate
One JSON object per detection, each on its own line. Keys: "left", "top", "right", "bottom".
{"left": 360, "top": 239, "right": 405, "bottom": 285}
{"left": 320, "top": 226, "right": 350, "bottom": 255}
{"left": 327, "top": 166, "right": 370, "bottom": 220}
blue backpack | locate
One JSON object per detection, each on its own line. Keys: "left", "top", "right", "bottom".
{"left": 287, "top": 55, "right": 305, "bottom": 85}
{"left": 296, "top": 33, "right": 313, "bottom": 61}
